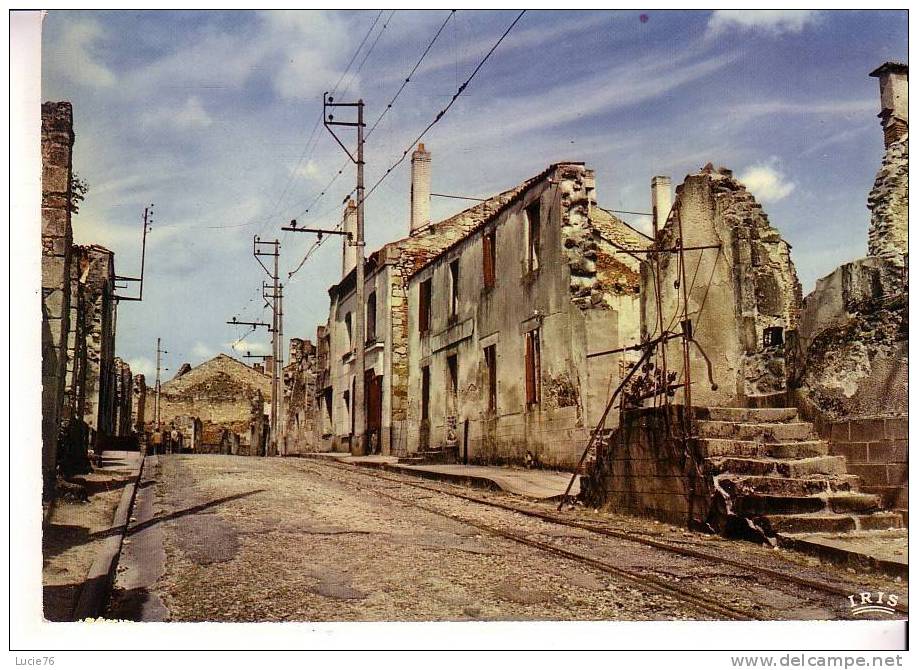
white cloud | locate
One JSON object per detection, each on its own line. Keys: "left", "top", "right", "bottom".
{"left": 192, "top": 342, "right": 216, "bottom": 359}
{"left": 127, "top": 357, "right": 155, "bottom": 379}
{"left": 142, "top": 96, "right": 213, "bottom": 130}
{"left": 49, "top": 17, "right": 116, "bottom": 87}
{"left": 173, "top": 97, "right": 213, "bottom": 129}
{"left": 737, "top": 161, "right": 796, "bottom": 203}
{"left": 291, "top": 160, "right": 322, "bottom": 182}
{"left": 228, "top": 339, "right": 272, "bottom": 356}
{"left": 708, "top": 10, "right": 821, "bottom": 36}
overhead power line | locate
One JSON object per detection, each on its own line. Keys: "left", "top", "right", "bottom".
{"left": 285, "top": 10, "right": 456, "bottom": 228}
{"left": 286, "top": 10, "right": 525, "bottom": 277}
{"left": 357, "top": 10, "right": 526, "bottom": 208}
{"left": 210, "top": 11, "right": 385, "bottom": 232}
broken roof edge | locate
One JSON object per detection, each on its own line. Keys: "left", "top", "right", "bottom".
{"left": 327, "top": 161, "right": 585, "bottom": 297}
{"left": 405, "top": 161, "right": 587, "bottom": 279}
{"left": 870, "top": 62, "right": 908, "bottom": 77}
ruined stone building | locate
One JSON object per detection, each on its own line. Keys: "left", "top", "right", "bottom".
{"left": 41, "top": 101, "right": 75, "bottom": 498}
{"left": 315, "top": 144, "right": 544, "bottom": 455}
{"left": 641, "top": 167, "right": 803, "bottom": 408}
{"left": 42, "top": 101, "right": 135, "bottom": 495}
{"left": 282, "top": 338, "right": 318, "bottom": 455}
{"left": 153, "top": 353, "right": 269, "bottom": 455}
{"left": 795, "top": 62, "right": 909, "bottom": 513}
{"left": 131, "top": 373, "right": 147, "bottom": 432}
{"left": 404, "top": 162, "right": 649, "bottom": 467}
{"left": 75, "top": 245, "right": 121, "bottom": 448}
{"left": 582, "top": 63, "right": 907, "bottom": 540}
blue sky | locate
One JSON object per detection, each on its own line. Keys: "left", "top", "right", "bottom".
{"left": 40, "top": 9, "right": 907, "bottom": 379}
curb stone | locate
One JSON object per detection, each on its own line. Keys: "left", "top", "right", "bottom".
{"left": 72, "top": 454, "right": 145, "bottom": 620}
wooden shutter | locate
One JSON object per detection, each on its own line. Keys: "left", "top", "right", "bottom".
{"left": 483, "top": 232, "right": 495, "bottom": 288}
{"left": 419, "top": 280, "right": 430, "bottom": 333}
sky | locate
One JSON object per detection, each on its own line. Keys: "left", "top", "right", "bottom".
{"left": 40, "top": 9, "right": 908, "bottom": 380}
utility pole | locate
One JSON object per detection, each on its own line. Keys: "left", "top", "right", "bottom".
{"left": 277, "top": 284, "right": 285, "bottom": 456}
{"left": 321, "top": 92, "right": 366, "bottom": 455}
{"left": 154, "top": 337, "right": 166, "bottom": 430}
{"left": 227, "top": 313, "right": 274, "bottom": 455}
{"left": 254, "top": 237, "right": 281, "bottom": 456}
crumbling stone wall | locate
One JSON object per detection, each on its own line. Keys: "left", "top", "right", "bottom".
{"left": 283, "top": 337, "right": 318, "bottom": 454}
{"left": 112, "top": 357, "right": 133, "bottom": 437}
{"left": 867, "top": 134, "right": 908, "bottom": 263}
{"left": 155, "top": 354, "right": 269, "bottom": 456}
{"left": 79, "top": 245, "right": 117, "bottom": 447}
{"left": 131, "top": 374, "right": 146, "bottom": 432}
{"left": 642, "top": 166, "right": 802, "bottom": 407}
{"left": 41, "top": 101, "right": 75, "bottom": 497}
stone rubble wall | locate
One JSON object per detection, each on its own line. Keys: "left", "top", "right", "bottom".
{"left": 642, "top": 167, "right": 802, "bottom": 407}
{"left": 41, "top": 101, "right": 75, "bottom": 497}
{"left": 154, "top": 354, "right": 270, "bottom": 456}
{"left": 283, "top": 338, "right": 318, "bottom": 454}
{"left": 131, "top": 374, "right": 146, "bottom": 432}
{"left": 867, "top": 134, "right": 908, "bottom": 264}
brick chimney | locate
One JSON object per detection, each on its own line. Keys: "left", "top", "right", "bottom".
{"left": 870, "top": 62, "right": 908, "bottom": 147}
{"left": 651, "top": 176, "right": 673, "bottom": 237}
{"left": 341, "top": 198, "right": 357, "bottom": 277}
{"left": 410, "top": 143, "right": 431, "bottom": 234}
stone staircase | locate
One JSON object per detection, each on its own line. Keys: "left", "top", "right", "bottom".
{"left": 697, "top": 407, "right": 904, "bottom": 538}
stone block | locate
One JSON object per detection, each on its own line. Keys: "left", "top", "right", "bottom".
{"left": 829, "top": 421, "right": 850, "bottom": 442}
{"left": 884, "top": 417, "right": 908, "bottom": 440}
{"left": 847, "top": 463, "right": 888, "bottom": 486}
{"left": 43, "top": 288, "right": 67, "bottom": 320}
{"left": 867, "top": 440, "right": 907, "bottom": 464}
{"left": 41, "top": 206, "right": 70, "bottom": 237}
{"left": 42, "top": 164, "right": 70, "bottom": 194}
{"left": 848, "top": 418, "right": 886, "bottom": 442}
{"left": 886, "top": 463, "right": 908, "bottom": 486}
{"left": 832, "top": 441, "right": 868, "bottom": 463}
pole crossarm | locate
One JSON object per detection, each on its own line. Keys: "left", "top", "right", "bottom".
{"left": 114, "top": 204, "right": 153, "bottom": 302}
{"left": 281, "top": 221, "right": 352, "bottom": 241}
{"left": 226, "top": 317, "right": 272, "bottom": 330}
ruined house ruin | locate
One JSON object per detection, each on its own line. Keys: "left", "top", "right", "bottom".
{"left": 153, "top": 353, "right": 269, "bottom": 455}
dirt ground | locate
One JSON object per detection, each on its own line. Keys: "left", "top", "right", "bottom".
{"left": 42, "top": 466, "right": 134, "bottom": 621}
{"left": 126, "top": 455, "right": 907, "bottom": 623}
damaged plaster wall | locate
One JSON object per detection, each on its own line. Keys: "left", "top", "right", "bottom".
{"left": 641, "top": 166, "right": 802, "bottom": 407}
{"left": 404, "top": 163, "right": 647, "bottom": 468}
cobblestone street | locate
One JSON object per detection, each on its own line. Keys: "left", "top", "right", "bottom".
{"left": 107, "top": 455, "right": 907, "bottom": 622}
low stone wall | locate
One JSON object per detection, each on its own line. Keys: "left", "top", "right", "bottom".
{"left": 824, "top": 416, "right": 908, "bottom": 510}
{"left": 580, "top": 406, "right": 715, "bottom": 528}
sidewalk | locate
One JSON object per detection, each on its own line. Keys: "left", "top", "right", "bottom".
{"left": 309, "top": 453, "right": 580, "bottom": 500}
{"left": 777, "top": 528, "right": 909, "bottom": 578}
{"left": 43, "top": 450, "right": 143, "bottom": 621}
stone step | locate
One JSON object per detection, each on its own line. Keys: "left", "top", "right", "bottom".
{"left": 706, "top": 455, "right": 847, "bottom": 477}
{"left": 761, "top": 512, "right": 903, "bottom": 535}
{"left": 734, "top": 492, "right": 881, "bottom": 516}
{"left": 703, "top": 407, "right": 799, "bottom": 423}
{"left": 719, "top": 474, "right": 860, "bottom": 496}
{"left": 696, "top": 420, "right": 814, "bottom": 442}
{"left": 699, "top": 438, "right": 829, "bottom": 459}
